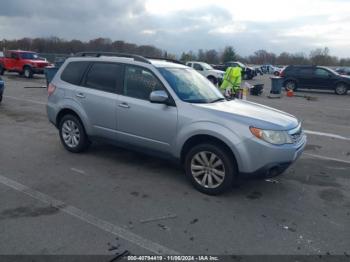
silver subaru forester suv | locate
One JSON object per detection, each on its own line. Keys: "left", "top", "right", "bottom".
{"left": 47, "top": 52, "right": 306, "bottom": 195}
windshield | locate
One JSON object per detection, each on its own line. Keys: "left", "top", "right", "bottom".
{"left": 325, "top": 67, "right": 340, "bottom": 75}
{"left": 20, "top": 52, "right": 40, "bottom": 60}
{"left": 159, "top": 67, "right": 224, "bottom": 103}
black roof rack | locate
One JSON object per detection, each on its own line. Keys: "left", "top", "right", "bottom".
{"left": 145, "top": 56, "right": 184, "bottom": 65}
{"left": 75, "top": 52, "right": 151, "bottom": 64}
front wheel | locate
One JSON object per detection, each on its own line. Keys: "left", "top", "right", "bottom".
{"left": 185, "top": 143, "right": 237, "bottom": 195}
{"left": 335, "top": 83, "right": 348, "bottom": 95}
{"left": 59, "top": 114, "right": 90, "bottom": 153}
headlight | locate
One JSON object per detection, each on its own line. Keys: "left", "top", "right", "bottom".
{"left": 250, "top": 127, "right": 293, "bottom": 145}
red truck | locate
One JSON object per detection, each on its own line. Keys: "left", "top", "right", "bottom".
{"left": 0, "top": 50, "right": 51, "bottom": 78}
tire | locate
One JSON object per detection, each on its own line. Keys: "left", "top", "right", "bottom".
{"left": 185, "top": 143, "right": 237, "bottom": 195}
{"left": 284, "top": 80, "right": 297, "bottom": 91}
{"left": 23, "top": 66, "right": 33, "bottom": 78}
{"left": 207, "top": 76, "right": 217, "bottom": 85}
{"left": 0, "top": 94, "right": 2, "bottom": 103}
{"left": 335, "top": 83, "right": 348, "bottom": 95}
{"left": 0, "top": 65, "right": 4, "bottom": 75}
{"left": 58, "top": 114, "right": 89, "bottom": 153}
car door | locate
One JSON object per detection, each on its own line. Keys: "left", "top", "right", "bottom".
{"left": 313, "top": 68, "right": 335, "bottom": 90}
{"left": 116, "top": 65, "right": 178, "bottom": 153}
{"left": 5, "top": 52, "right": 18, "bottom": 71}
{"left": 74, "top": 62, "right": 123, "bottom": 140}
{"left": 296, "top": 68, "right": 314, "bottom": 88}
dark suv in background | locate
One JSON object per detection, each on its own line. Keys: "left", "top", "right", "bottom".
{"left": 281, "top": 65, "right": 349, "bottom": 95}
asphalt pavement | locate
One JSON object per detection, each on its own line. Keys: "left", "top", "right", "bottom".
{"left": 0, "top": 73, "right": 349, "bottom": 256}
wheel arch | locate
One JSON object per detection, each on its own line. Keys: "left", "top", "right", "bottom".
{"left": 180, "top": 134, "right": 238, "bottom": 171}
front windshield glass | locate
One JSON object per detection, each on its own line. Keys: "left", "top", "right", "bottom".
{"left": 158, "top": 67, "right": 224, "bottom": 103}
{"left": 20, "top": 52, "right": 40, "bottom": 60}
{"left": 325, "top": 67, "right": 340, "bottom": 75}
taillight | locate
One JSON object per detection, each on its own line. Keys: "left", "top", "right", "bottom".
{"left": 48, "top": 83, "right": 56, "bottom": 96}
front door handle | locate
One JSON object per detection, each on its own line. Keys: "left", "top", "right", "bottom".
{"left": 119, "top": 102, "right": 130, "bottom": 108}
{"left": 76, "top": 93, "right": 85, "bottom": 98}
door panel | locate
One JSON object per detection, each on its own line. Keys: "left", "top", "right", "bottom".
{"left": 313, "top": 68, "right": 335, "bottom": 89}
{"left": 117, "top": 65, "right": 178, "bottom": 153}
{"left": 74, "top": 62, "right": 123, "bottom": 140}
{"left": 297, "top": 68, "right": 314, "bottom": 88}
{"left": 74, "top": 86, "right": 119, "bottom": 140}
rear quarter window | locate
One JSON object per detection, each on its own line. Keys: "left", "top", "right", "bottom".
{"left": 61, "top": 61, "right": 90, "bottom": 85}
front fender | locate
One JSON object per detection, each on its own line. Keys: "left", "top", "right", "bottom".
{"left": 173, "top": 121, "right": 246, "bottom": 171}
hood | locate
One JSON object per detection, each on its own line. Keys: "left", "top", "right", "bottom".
{"left": 193, "top": 100, "right": 299, "bottom": 130}
{"left": 340, "top": 75, "right": 350, "bottom": 81}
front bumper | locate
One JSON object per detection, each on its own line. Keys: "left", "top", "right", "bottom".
{"left": 237, "top": 133, "right": 307, "bottom": 177}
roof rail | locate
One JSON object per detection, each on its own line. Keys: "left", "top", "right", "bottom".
{"left": 75, "top": 52, "right": 151, "bottom": 64}
{"left": 145, "top": 56, "right": 184, "bottom": 65}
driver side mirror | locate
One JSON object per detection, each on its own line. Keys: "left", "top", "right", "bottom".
{"left": 149, "top": 90, "right": 169, "bottom": 104}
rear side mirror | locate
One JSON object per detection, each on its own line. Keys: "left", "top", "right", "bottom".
{"left": 149, "top": 90, "right": 169, "bottom": 104}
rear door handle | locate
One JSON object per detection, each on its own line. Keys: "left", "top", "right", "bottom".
{"left": 76, "top": 93, "right": 85, "bottom": 98}
{"left": 118, "top": 102, "right": 130, "bottom": 109}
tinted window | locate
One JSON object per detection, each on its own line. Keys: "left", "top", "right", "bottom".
{"left": 84, "top": 63, "right": 122, "bottom": 93}
{"left": 11, "top": 52, "right": 19, "bottom": 59}
{"left": 123, "top": 66, "right": 164, "bottom": 100}
{"left": 298, "top": 68, "right": 313, "bottom": 75}
{"left": 61, "top": 61, "right": 90, "bottom": 85}
{"left": 193, "top": 63, "right": 203, "bottom": 70}
{"left": 315, "top": 68, "right": 330, "bottom": 77}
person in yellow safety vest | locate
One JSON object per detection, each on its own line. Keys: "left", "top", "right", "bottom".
{"left": 220, "top": 66, "right": 242, "bottom": 98}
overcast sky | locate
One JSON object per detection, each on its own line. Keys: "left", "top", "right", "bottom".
{"left": 0, "top": 0, "right": 349, "bottom": 57}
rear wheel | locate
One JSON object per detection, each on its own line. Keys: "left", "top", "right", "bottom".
{"left": 0, "top": 94, "right": 2, "bottom": 103}
{"left": 59, "top": 114, "right": 89, "bottom": 153}
{"left": 23, "top": 66, "right": 33, "bottom": 78}
{"left": 0, "top": 65, "right": 4, "bottom": 75}
{"left": 335, "top": 83, "right": 348, "bottom": 95}
{"left": 185, "top": 143, "right": 236, "bottom": 195}
{"left": 284, "top": 80, "right": 297, "bottom": 91}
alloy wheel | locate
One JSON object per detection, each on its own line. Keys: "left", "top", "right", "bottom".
{"left": 190, "top": 151, "right": 226, "bottom": 189}
{"left": 61, "top": 120, "right": 81, "bottom": 148}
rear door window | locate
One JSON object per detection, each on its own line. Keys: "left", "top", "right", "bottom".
{"left": 84, "top": 62, "right": 122, "bottom": 93}
{"left": 298, "top": 68, "right": 313, "bottom": 76}
{"left": 61, "top": 61, "right": 90, "bottom": 85}
{"left": 314, "top": 68, "right": 330, "bottom": 78}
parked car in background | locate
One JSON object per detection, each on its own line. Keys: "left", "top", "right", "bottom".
{"left": 185, "top": 61, "right": 224, "bottom": 85}
{"left": 336, "top": 67, "right": 350, "bottom": 76}
{"left": 47, "top": 52, "right": 306, "bottom": 195}
{"left": 0, "top": 76, "right": 4, "bottom": 103}
{"left": 213, "top": 61, "right": 257, "bottom": 80}
{"left": 281, "top": 65, "right": 350, "bottom": 95}
{"left": 0, "top": 50, "right": 51, "bottom": 78}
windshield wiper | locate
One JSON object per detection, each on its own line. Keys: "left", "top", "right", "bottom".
{"left": 210, "top": 98, "right": 226, "bottom": 103}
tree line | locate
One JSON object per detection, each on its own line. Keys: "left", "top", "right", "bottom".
{"left": 1, "top": 37, "right": 349, "bottom": 66}
{"left": 181, "top": 47, "right": 350, "bottom": 66}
